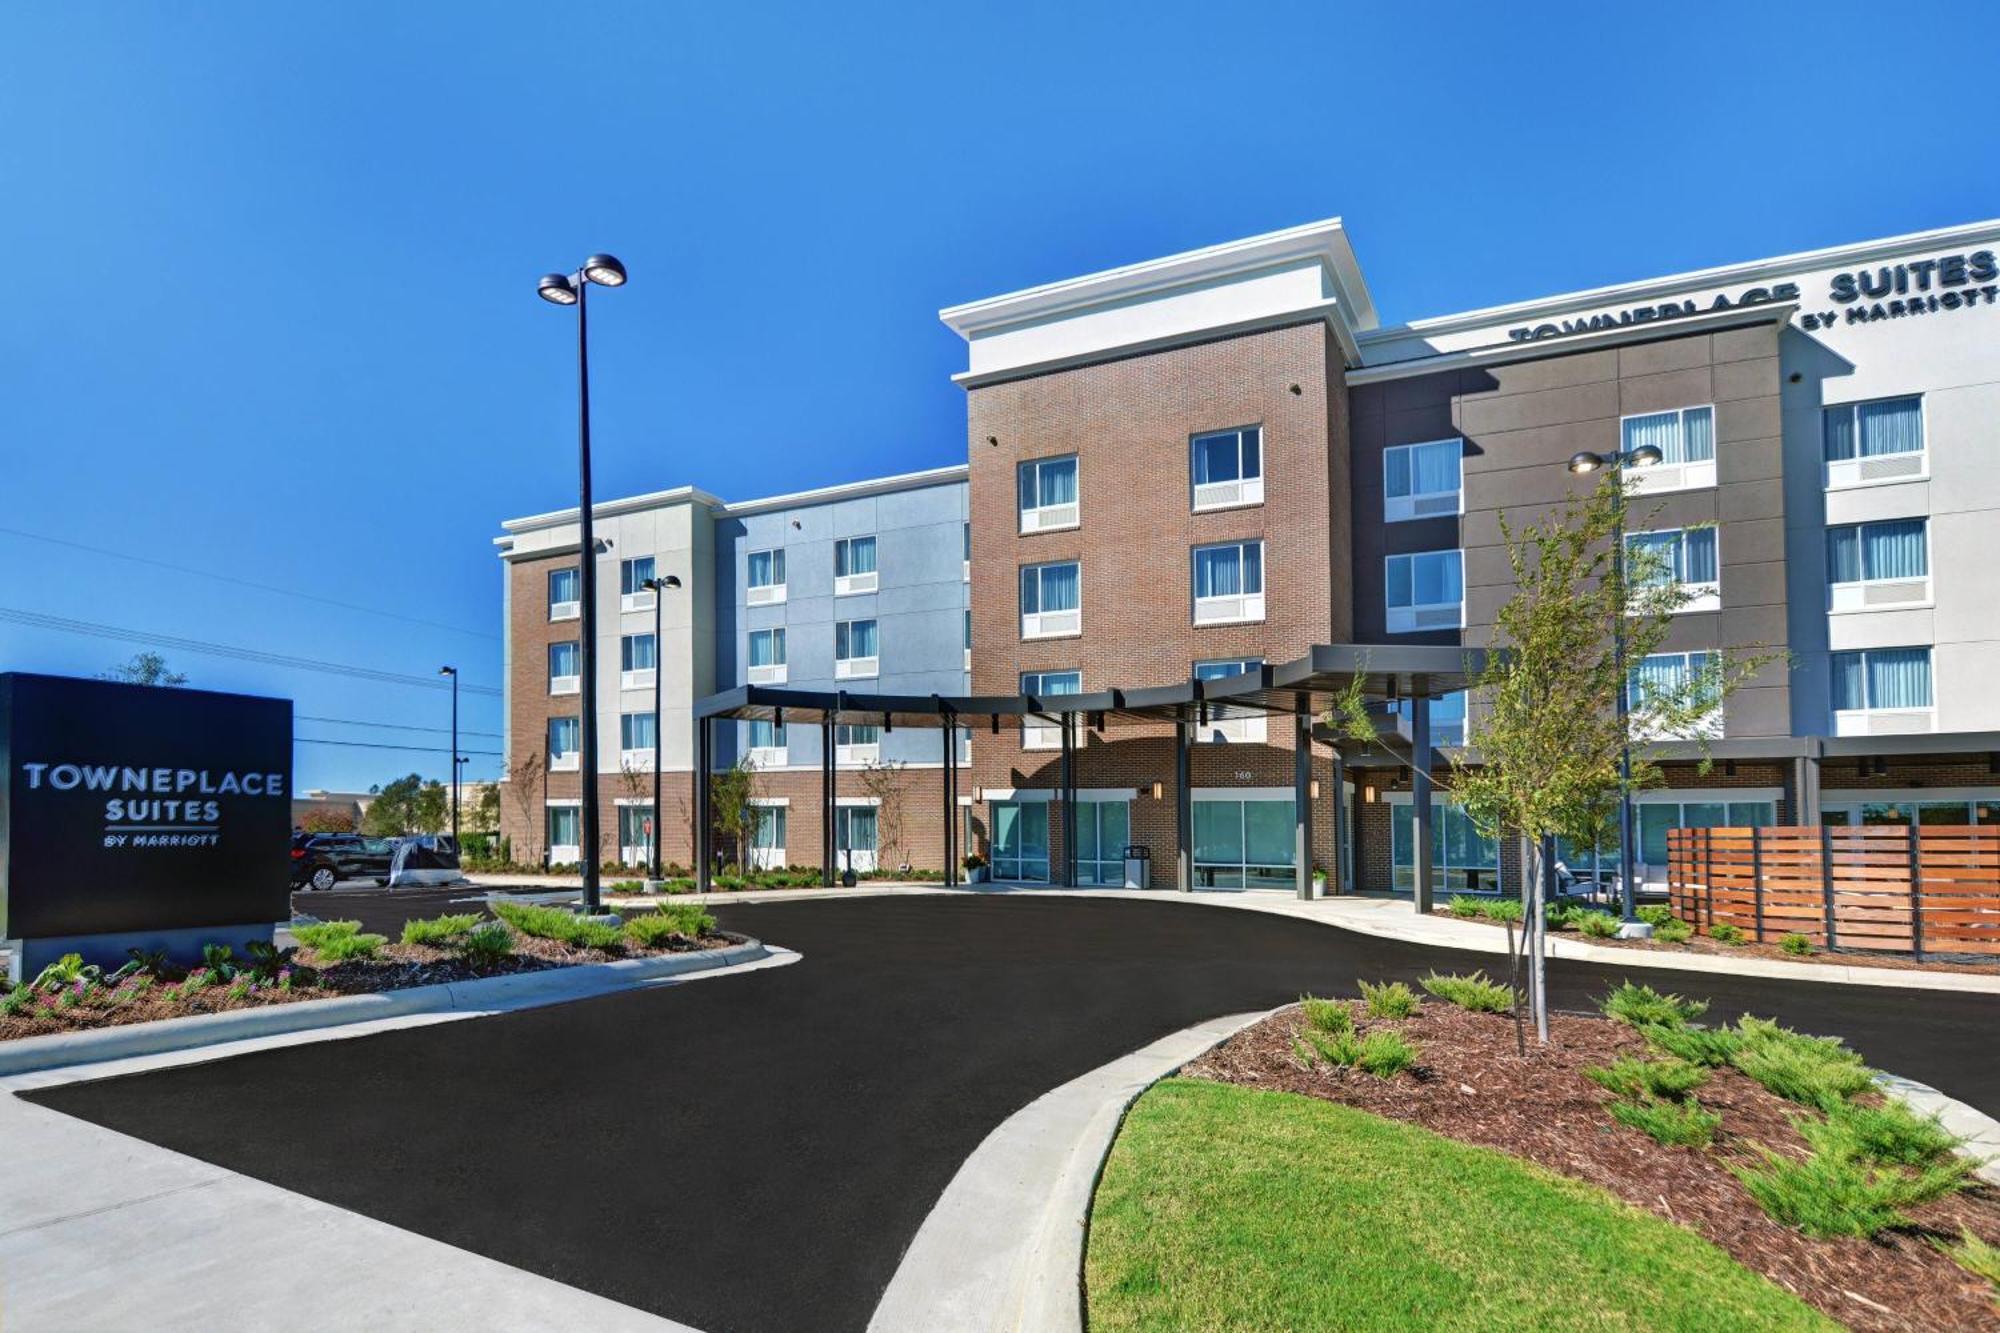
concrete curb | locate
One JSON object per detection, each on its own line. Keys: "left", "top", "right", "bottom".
{"left": 868, "top": 1007, "right": 1275, "bottom": 1333}
{"left": 1876, "top": 1071, "right": 2000, "bottom": 1186}
{"left": 0, "top": 939, "right": 771, "bottom": 1078}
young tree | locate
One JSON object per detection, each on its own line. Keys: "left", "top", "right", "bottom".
{"left": 708, "top": 758, "right": 760, "bottom": 871}
{"left": 472, "top": 782, "right": 502, "bottom": 835}
{"left": 504, "top": 752, "right": 546, "bottom": 866}
{"left": 362, "top": 774, "right": 426, "bottom": 836}
{"left": 102, "top": 652, "right": 187, "bottom": 687}
{"left": 856, "top": 759, "right": 909, "bottom": 871}
{"left": 1450, "top": 476, "right": 1775, "bottom": 1041}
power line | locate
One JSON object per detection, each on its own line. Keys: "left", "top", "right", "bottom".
{"left": 0, "top": 524, "right": 499, "bottom": 642}
{"left": 0, "top": 606, "right": 502, "bottom": 697}
{"left": 298, "top": 713, "right": 503, "bottom": 739}
{"left": 297, "top": 736, "right": 503, "bottom": 756}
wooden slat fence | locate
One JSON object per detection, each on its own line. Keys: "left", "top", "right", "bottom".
{"left": 1668, "top": 825, "right": 2000, "bottom": 959}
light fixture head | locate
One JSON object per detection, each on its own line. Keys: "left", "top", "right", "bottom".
{"left": 583, "top": 253, "right": 627, "bottom": 287}
{"left": 537, "top": 273, "right": 579, "bottom": 305}
{"left": 438, "top": 665, "right": 457, "bottom": 677}
{"left": 1150, "top": 780, "right": 1164, "bottom": 800}
{"left": 1567, "top": 451, "right": 1604, "bottom": 475}
{"left": 1628, "top": 443, "right": 1665, "bottom": 468}
{"left": 664, "top": 573, "right": 682, "bottom": 589}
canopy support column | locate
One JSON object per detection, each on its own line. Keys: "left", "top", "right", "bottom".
{"left": 1175, "top": 714, "right": 1192, "bottom": 892}
{"left": 1411, "top": 681, "right": 1435, "bottom": 915}
{"left": 821, "top": 717, "right": 836, "bottom": 887}
{"left": 1294, "top": 694, "right": 1314, "bottom": 901}
{"left": 942, "top": 710, "right": 957, "bottom": 887}
{"left": 695, "top": 714, "right": 712, "bottom": 893}
{"left": 1330, "top": 746, "right": 1347, "bottom": 897}
{"left": 1059, "top": 712, "right": 1076, "bottom": 887}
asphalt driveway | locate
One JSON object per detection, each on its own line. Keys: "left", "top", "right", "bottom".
{"left": 24, "top": 894, "right": 2000, "bottom": 1332}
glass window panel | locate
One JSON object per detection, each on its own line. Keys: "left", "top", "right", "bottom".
{"left": 1823, "top": 406, "right": 1857, "bottom": 462}
{"left": 1385, "top": 446, "right": 1411, "bottom": 499}
{"left": 1683, "top": 528, "right": 1717, "bottom": 583}
{"left": 621, "top": 634, "right": 656, "bottom": 670}
{"left": 1861, "top": 803, "right": 1912, "bottom": 826}
{"left": 1681, "top": 406, "right": 1714, "bottom": 463}
{"left": 548, "top": 806, "right": 579, "bottom": 845}
{"left": 1821, "top": 808, "right": 1853, "bottom": 826}
{"left": 1240, "top": 429, "right": 1261, "bottom": 480}
{"left": 1193, "top": 433, "right": 1240, "bottom": 485}
{"left": 620, "top": 712, "right": 656, "bottom": 750}
{"left": 1039, "top": 457, "right": 1076, "bottom": 506}
{"left": 1193, "top": 801, "right": 1243, "bottom": 864}
{"left": 1727, "top": 802, "right": 1774, "bottom": 827}
{"left": 1867, "top": 648, "right": 1932, "bottom": 709}
{"left": 1041, "top": 562, "right": 1078, "bottom": 611}
{"left": 1919, "top": 802, "right": 1969, "bottom": 826}
{"left": 1862, "top": 521, "right": 1927, "bottom": 579}
{"left": 1077, "top": 807, "right": 1099, "bottom": 860}
{"left": 1976, "top": 802, "right": 2000, "bottom": 826}
{"left": 1099, "top": 802, "right": 1128, "bottom": 856}
{"left": 621, "top": 557, "right": 654, "bottom": 595}
{"left": 548, "top": 717, "right": 578, "bottom": 753}
{"left": 549, "top": 642, "right": 578, "bottom": 675}
{"left": 1684, "top": 803, "right": 1727, "bottom": 829}
{"left": 1411, "top": 440, "right": 1460, "bottom": 495}
{"left": 1628, "top": 531, "right": 1678, "bottom": 588}
{"left": 1830, "top": 651, "right": 1865, "bottom": 711}
{"left": 1386, "top": 556, "right": 1412, "bottom": 608}
{"left": 1242, "top": 542, "right": 1263, "bottom": 594}
{"left": 992, "top": 804, "right": 1019, "bottom": 857}
{"left": 1194, "top": 546, "right": 1241, "bottom": 598}
{"left": 1827, "top": 526, "right": 1862, "bottom": 584}
{"left": 1623, "top": 410, "right": 1679, "bottom": 462}
{"left": 1019, "top": 565, "right": 1037, "bottom": 615}
{"left": 1019, "top": 803, "right": 1049, "bottom": 855}
{"left": 1244, "top": 801, "right": 1295, "bottom": 867}
{"left": 548, "top": 568, "right": 579, "bottom": 604}
{"left": 1857, "top": 396, "right": 1922, "bottom": 457}
{"left": 1638, "top": 806, "right": 1677, "bottom": 869}
{"left": 748, "top": 549, "right": 783, "bottom": 587}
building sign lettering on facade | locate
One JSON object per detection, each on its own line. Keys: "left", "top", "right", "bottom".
{"left": 1507, "top": 283, "right": 1800, "bottom": 342}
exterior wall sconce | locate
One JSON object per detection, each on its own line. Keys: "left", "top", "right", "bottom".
{"left": 1150, "top": 780, "right": 1164, "bottom": 800}
{"left": 1363, "top": 783, "right": 1379, "bottom": 803}
{"left": 1310, "top": 779, "right": 1321, "bottom": 800}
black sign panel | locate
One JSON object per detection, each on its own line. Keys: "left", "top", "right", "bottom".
{"left": 1, "top": 673, "right": 292, "bottom": 940}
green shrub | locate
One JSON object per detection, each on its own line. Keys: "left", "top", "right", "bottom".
{"left": 1709, "top": 922, "right": 1746, "bottom": 945}
{"left": 1480, "top": 897, "right": 1524, "bottom": 923}
{"left": 1641, "top": 1023, "right": 1742, "bottom": 1068}
{"left": 1420, "top": 971, "right": 1513, "bottom": 1013}
{"left": 1655, "top": 919, "right": 1694, "bottom": 945}
{"left": 1355, "top": 1030, "right": 1418, "bottom": 1078}
{"left": 608, "top": 880, "right": 644, "bottom": 894}
{"left": 2, "top": 983, "right": 33, "bottom": 1016}
{"left": 400, "top": 913, "right": 480, "bottom": 947}
{"left": 1447, "top": 895, "right": 1483, "bottom": 919}
{"left": 626, "top": 904, "right": 716, "bottom": 947}
{"left": 663, "top": 877, "right": 696, "bottom": 895}
{"left": 1299, "top": 995, "right": 1353, "bottom": 1036}
{"left": 292, "top": 920, "right": 362, "bottom": 950}
{"left": 1290, "top": 1033, "right": 1319, "bottom": 1069}
{"left": 1780, "top": 933, "right": 1814, "bottom": 956}
{"left": 1610, "top": 1096, "right": 1721, "bottom": 1148}
{"left": 490, "top": 900, "right": 580, "bottom": 940}
{"left": 1819, "top": 1096, "right": 1962, "bottom": 1167}
{"left": 1358, "top": 978, "right": 1418, "bottom": 1019}
{"left": 241, "top": 940, "right": 301, "bottom": 983}
{"left": 454, "top": 923, "right": 514, "bottom": 965}
{"left": 1585, "top": 1056, "right": 1709, "bottom": 1102}
{"left": 1636, "top": 905, "right": 1674, "bottom": 927}
{"left": 1733, "top": 1133, "right": 1975, "bottom": 1238}
{"left": 1931, "top": 1228, "right": 2000, "bottom": 1297}
{"left": 1599, "top": 981, "right": 1708, "bottom": 1029}
{"left": 1731, "top": 1038, "right": 1874, "bottom": 1109}
{"left": 1303, "top": 1027, "right": 1361, "bottom": 1068}
{"left": 201, "top": 943, "right": 238, "bottom": 979}
{"left": 1576, "top": 911, "right": 1619, "bottom": 939}
{"left": 316, "top": 931, "right": 386, "bottom": 962}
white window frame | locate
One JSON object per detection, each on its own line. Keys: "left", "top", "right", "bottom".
{"left": 1020, "top": 561, "right": 1082, "bottom": 640}
{"left": 964, "top": 607, "right": 972, "bottom": 672}
{"left": 1831, "top": 646, "right": 1937, "bottom": 737}
{"left": 1823, "top": 395, "right": 1927, "bottom": 491}
{"left": 1021, "top": 670, "right": 1080, "bottom": 751}
{"left": 744, "top": 719, "right": 787, "bottom": 767}
{"left": 963, "top": 521, "right": 971, "bottom": 582}
{"left": 834, "top": 723, "right": 880, "bottom": 767}
{"left": 1626, "top": 651, "right": 1723, "bottom": 741}
{"left": 548, "top": 567, "right": 580, "bottom": 622}
{"left": 1626, "top": 527, "right": 1720, "bottom": 614}
{"left": 619, "top": 632, "right": 657, "bottom": 692}
{"left": 747, "top": 802, "right": 788, "bottom": 869}
{"left": 548, "top": 717, "right": 581, "bottom": 772}
{"left": 619, "top": 556, "right": 656, "bottom": 613}
{"left": 1017, "top": 455, "right": 1080, "bottom": 534}
{"left": 1191, "top": 540, "right": 1266, "bottom": 626}
{"left": 1194, "top": 658, "right": 1266, "bottom": 743}
{"left": 834, "top": 536, "right": 879, "bottom": 596}
{"left": 1382, "top": 439, "right": 1464, "bottom": 523}
{"left": 1828, "top": 519, "right": 1933, "bottom": 613}
{"left": 619, "top": 711, "right": 657, "bottom": 771}
{"left": 834, "top": 618, "right": 880, "bottom": 680}
{"left": 747, "top": 547, "right": 787, "bottom": 606}
{"left": 1190, "top": 426, "right": 1264, "bottom": 512}
{"left": 545, "top": 799, "right": 582, "bottom": 864}
{"left": 747, "top": 627, "right": 787, "bottom": 685}
{"left": 1622, "top": 405, "right": 1717, "bottom": 495}
{"left": 1384, "top": 548, "right": 1464, "bottom": 634}
{"left": 615, "top": 800, "right": 656, "bottom": 868}
{"left": 548, "top": 640, "right": 581, "bottom": 696}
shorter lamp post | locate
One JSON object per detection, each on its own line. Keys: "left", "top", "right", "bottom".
{"left": 641, "top": 573, "right": 681, "bottom": 881}
{"left": 438, "top": 665, "right": 459, "bottom": 846}
{"left": 1566, "top": 442, "right": 1663, "bottom": 937}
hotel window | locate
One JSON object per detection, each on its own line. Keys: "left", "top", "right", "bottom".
{"left": 548, "top": 716, "right": 580, "bottom": 771}
{"left": 1383, "top": 439, "right": 1463, "bottom": 522}
{"left": 1395, "top": 690, "right": 1468, "bottom": 747}
{"left": 1828, "top": 519, "right": 1930, "bottom": 612}
{"left": 963, "top": 521, "right": 971, "bottom": 582}
{"left": 1191, "top": 426, "right": 1262, "bottom": 510}
{"left": 548, "top": 567, "right": 580, "bottom": 620}
{"left": 620, "top": 632, "right": 657, "bottom": 690}
{"left": 1627, "top": 527, "right": 1719, "bottom": 612}
{"left": 1192, "top": 540, "right": 1265, "bottom": 625}
{"left": 1020, "top": 560, "right": 1081, "bottom": 639}
{"left": 1621, "top": 405, "right": 1715, "bottom": 494}
{"left": 964, "top": 607, "right": 972, "bottom": 671}
{"left": 835, "top": 724, "right": 880, "bottom": 765}
{"left": 1194, "top": 658, "right": 1265, "bottom": 743}
{"left": 546, "top": 804, "right": 581, "bottom": 863}
{"left": 834, "top": 618, "right": 879, "bottom": 679}
{"left": 834, "top": 535, "right": 878, "bottom": 595}
{"left": 617, "top": 806, "right": 654, "bottom": 867}
{"left": 1384, "top": 549, "right": 1463, "bottom": 633}
{"left": 747, "top": 548, "right": 787, "bottom": 605}
{"left": 1074, "top": 799, "right": 1131, "bottom": 886}
{"left": 1193, "top": 796, "right": 1293, "bottom": 889}
{"left": 619, "top": 711, "right": 656, "bottom": 767}
{"left": 1821, "top": 797, "right": 2000, "bottom": 828}
{"left": 1627, "top": 652, "right": 1721, "bottom": 740}
{"left": 1022, "top": 669, "right": 1080, "bottom": 750}
{"left": 619, "top": 556, "right": 655, "bottom": 612}
{"left": 547, "top": 640, "right": 580, "bottom": 695}
{"left": 1017, "top": 455, "right": 1079, "bottom": 533}
{"left": 1824, "top": 395, "right": 1924, "bottom": 488}
{"left": 835, "top": 806, "right": 878, "bottom": 865}
{"left": 1831, "top": 646, "right": 1934, "bottom": 735}
{"left": 749, "top": 805, "right": 788, "bottom": 868}
{"left": 1391, "top": 801, "right": 1499, "bottom": 894}
{"left": 745, "top": 718, "right": 786, "bottom": 764}
{"left": 747, "top": 627, "right": 787, "bottom": 684}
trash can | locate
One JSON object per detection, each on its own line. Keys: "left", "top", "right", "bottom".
{"left": 1122, "top": 844, "right": 1151, "bottom": 890}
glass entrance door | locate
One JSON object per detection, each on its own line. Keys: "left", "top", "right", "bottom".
{"left": 1075, "top": 801, "right": 1129, "bottom": 885}
{"left": 991, "top": 801, "right": 1050, "bottom": 882}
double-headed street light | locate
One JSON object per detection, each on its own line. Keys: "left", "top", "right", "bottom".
{"left": 1567, "top": 442, "right": 1663, "bottom": 936}
{"left": 641, "top": 573, "right": 682, "bottom": 880}
{"left": 538, "top": 252, "right": 628, "bottom": 913}
{"left": 438, "top": 665, "right": 459, "bottom": 846}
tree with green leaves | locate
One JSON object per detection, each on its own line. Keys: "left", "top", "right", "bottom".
{"left": 472, "top": 782, "right": 501, "bottom": 835}
{"left": 708, "top": 757, "right": 761, "bottom": 872}
{"left": 102, "top": 652, "right": 187, "bottom": 686}
{"left": 362, "top": 773, "right": 449, "bottom": 836}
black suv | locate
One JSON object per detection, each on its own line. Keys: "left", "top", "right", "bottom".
{"left": 291, "top": 833, "right": 394, "bottom": 891}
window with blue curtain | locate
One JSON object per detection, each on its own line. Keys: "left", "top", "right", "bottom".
{"left": 548, "top": 716, "right": 579, "bottom": 755}
{"left": 621, "top": 712, "right": 656, "bottom": 751}
{"left": 548, "top": 567, "right": 579, "bottom": 607}
{"left": 1191, "top": 427, "right": 1260, "bottom": 484}
{"left": 745, "top": 719, "right": 785, "bottom": 750}
{"left": 1021, "top": 561, "right": 1079, "bottom": 615}
{"left": 1386, "top": 549, "right": 1463, "bottom": 609}
{"left": 1826, "top": 526, "right": 1862, "bottom": 584}
{"left": 836, "top": 536, "right": 876, "bottom": 577}
{"left": 548, "top": 805, "right": 579, "bottom": 846}
{"left": 1833, "top": 647, "right": 1932, "bottom": 710}
{"left": 620, "top": 557, "right": 654, "bottom": 595}
{"left": 1018, "top": 456, "right": 1077, "bottom": 512}
{"left": 1683, "top": 528, "right": 1717, "bottom": 583}
{"left": 1623, "top": 406, "right": 1713, "bottom": 465}
{"left": 747, "top": 548, "right": 784, "bottom": 588}
{"left": 748, "top": 628, "right": 784, "bottom": 667}
{"left": 1022, "top": 670, "right": 1080, "bottom": 696}
{"left": 1385, "top": 439, "right": 1462, "bottom": 500}
{"left": 1628, "top": 528, "right": 1716, "bottom": 588}
{"left": 548, "top": 641, "right": 579, "bottom": 678}
{"left": 621, "top": 633, "right": 656, "bottom": 671}
{"left": 1824, "top": 395, "right": 1923, "bottom": 461}
{"left": 836, "top": 619, "right": 878, "bottom": 660}
{"left": 1194, "top": 543, "right": 1259, "bottom": 598}
{"left": 1628, "top": 651, "right": 1715, "bottom": 712}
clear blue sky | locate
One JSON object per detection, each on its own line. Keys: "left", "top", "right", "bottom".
{"left": 2, "top": 1, "right": 1991, "bottom": 792}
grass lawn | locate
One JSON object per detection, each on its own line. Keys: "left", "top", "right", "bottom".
{"left": 1085, "top": 1078, "right": 1836, "bottom": 1332}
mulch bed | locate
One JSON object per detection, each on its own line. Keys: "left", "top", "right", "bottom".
{"left": 1185, "top": 1001, "right": 2000, "bottom": 1331}
{"left": 1436, "top": 910, "right": 2000, "bottom": 975}
{"left": 0, "top": 929, "right": 739, "bottom": 1043}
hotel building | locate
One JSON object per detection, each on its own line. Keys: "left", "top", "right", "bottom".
{"left": 496, "top": 215, "right": 2000, "bottom": 894}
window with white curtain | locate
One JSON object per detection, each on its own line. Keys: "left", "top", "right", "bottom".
{"left": 1626, "top": 527, "right": 1719, "bottom": 610}
{"left": 548, "top": 640, "right": 580, "bottom": 694}
{"left": 620, "top": 633, "right": 657, "bottom": 689}
{"left": 834, "top": 618, "right": 879, "bottom": 679}
{"left": 620, "top": 711, "right": 656, "bottom": 763}
{"left": 548, "top": 716, "right": 580, "bottom": 769}
{"left": 1020, "top": 561, "right": 1081, "bottom": 638}
{"left": 1190, "top": 426, "right": 1263, "bottom": 510}
{"left": 1192, "top": 541, "right": 1265, "bottom": 624}
{"left": 1831, "top": 647, "right": 1933, "bottom": 733}
{"left": 1021, "top": 669, "right": 1080, "bottom": 750}
{"left": 1384, "top": 549, "right": 1463, "bottom": 632}
{"left": 1017, "top": 455, "right": 1079, "bottom": 532}
{"left": 1383, "top": 439, "right": 1463, "bottom": 522}
{"left": 619, "top": 557, "right": 655, "bottom": 611}
{"left": 1194, "top": 658, "right": 1265, "bottom": 743}
{"left": 834, "top": 536, "right": 878, "bottom": 595}
{"left": 745, "top": 719, "right": 786, "bottom": 761}
{"left": 547, "top": 567, "right": 581, "bottom": 620}
{"left": 1827, "top": 519, "right": 1930, "bottom": 611}
{"left": 747, "top": 548, "right": 786, "bottom": 605}
{"left": 1621, "top": 405, "right": 1716, "bottom": 494}
{"left": 1823, "top": 396, "right": 1923, "bottom": 479}
{"left": 1626, "top": 652, "right": 1721, "bottom": 739}
{"left": 546, "top": 804, "right": 581, "bottom": 859}
{"left": 746, "top": 627, "right": 787, "bottom": 683}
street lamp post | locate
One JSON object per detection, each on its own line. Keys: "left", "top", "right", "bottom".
{"left": 438, "top": 666, "right": 459, "bottom": 846}
{"left": 642, "top": 573, "right": 682, "bottom": 881}
{"left": 538, "top": 253, "right": 628, "bottom": 913}
{"left": 1567, "top": 443, "right": 1663, "bottom": 938}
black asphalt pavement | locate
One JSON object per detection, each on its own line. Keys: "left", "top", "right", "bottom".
{"left": 26, "top": 894, "right": 2000, "bottom": 1332}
